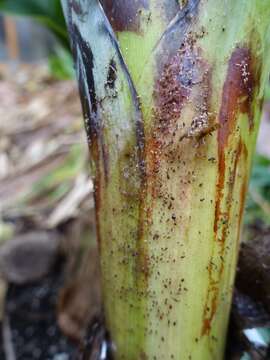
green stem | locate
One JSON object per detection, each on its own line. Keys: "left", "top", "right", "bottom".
{"left": 62, "top": 1, "right": 270, "bottom": 359}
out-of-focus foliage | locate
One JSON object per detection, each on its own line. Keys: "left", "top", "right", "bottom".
{"left": 0, "top": 0, "right": 74, "bottom": 79}
{"left": 265, "top": 80, "right": 270, "bottom": 101}
{"left": 0, "top": 0, "right": 69, "bottom": 50}
{"left": 29, "top": 144, "right": 85, "bottom": 205}
{"left": 48, "top": 46, "right": 74, "bottom": 80}
{"left": 246, "top": 154, "right": 270, "bottom": 225}
{"left": 0, "top": 0, "right": 74, "bottom": 80}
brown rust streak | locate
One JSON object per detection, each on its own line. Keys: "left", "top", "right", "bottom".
{"left": 99, "top": 0, "right": 148, "bottom": 32}
{"left": 202, "top": 46, "right": 260, "bottom": 336}
{"left": 202, "top": 140, "right": 247, "bottom": 336}
{"left": 202, "top": 144, "right": 249, "bottom": 335}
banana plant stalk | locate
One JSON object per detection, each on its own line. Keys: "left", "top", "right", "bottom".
{"left": 61, "top": 1, "right": 270, "bottom": 359}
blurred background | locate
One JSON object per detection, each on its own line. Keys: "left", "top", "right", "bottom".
{"left": 0, "top": 2, "right": 101, "bottom": 359}
{"left": 0, "top": 1, "right": 269, "bottom": 360}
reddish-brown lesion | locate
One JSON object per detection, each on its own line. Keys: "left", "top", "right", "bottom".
{"left": 99, "top": 0, "right": 149, "bottom": 32}
{"left": 201, "top": 45, "right": 261, "bottom": 336}
{"left": 149, "top": 34, "right": 213, "bottom": 183}
{"left": 219, "top": 47, "right": 260, "bottom": 145}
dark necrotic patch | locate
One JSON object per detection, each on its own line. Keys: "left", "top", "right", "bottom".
{"left": 77, "top": 43, "right": 96, "bottom": 113}
{"left": 73, "top": 28, "right": 109, "bottom": 185}
{"left": 70, "top": 0, "right": 84, "bottom": 16}
{"left": 106, "top": 59, "right": 117, "bottom": 89}
{"left": 99, "top": 0, "right": 149, "bottom": 32}
{"left": 71, "top": 24, "right": 97, "bottom": 115}
{"left": 70, "top": 23, "right": 104, "bottom": 176}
